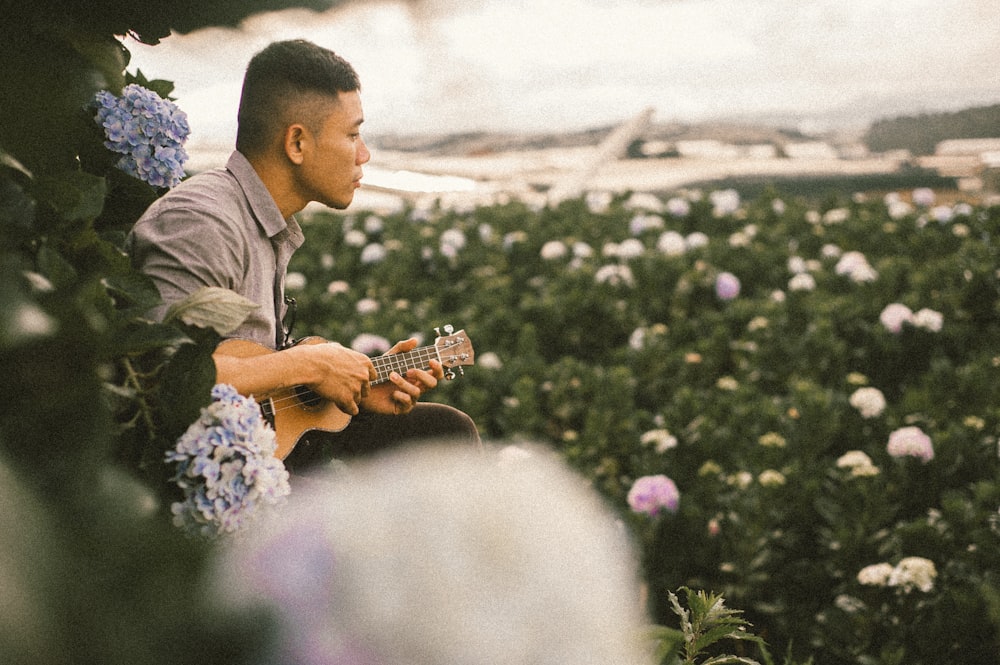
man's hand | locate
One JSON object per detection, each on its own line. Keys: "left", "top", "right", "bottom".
{"left": 361, "top": 338, "right": 444, "bottom": 416}
{"left": 285, "top": 341, "right": 377, "bottom": 416}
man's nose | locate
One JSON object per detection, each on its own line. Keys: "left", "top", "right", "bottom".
{"left": 357, "top": 137, "right": 371, "bottom": 165}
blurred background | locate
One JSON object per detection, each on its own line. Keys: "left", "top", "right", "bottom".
{"left": 125, "top": 0, "right": 1000, "bottom": 206}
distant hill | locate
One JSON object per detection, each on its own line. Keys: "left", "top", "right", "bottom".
{"left": 865, "top": 104, "right": 1000, "bottom": 155}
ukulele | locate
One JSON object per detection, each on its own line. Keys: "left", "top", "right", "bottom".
{"left": 216, "top": 326, "right": 475, "bottom": 459}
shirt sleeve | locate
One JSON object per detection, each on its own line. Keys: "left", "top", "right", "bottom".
{"left": 127, "top": 203, "right": 247, "bottom": 322}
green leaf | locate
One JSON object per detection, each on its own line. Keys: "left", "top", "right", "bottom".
{"left": 157, "top": 341, "right": 217, "bottom": 438}
{"left": 32, "top": 170, "right": 106, "bottom": 223}
{"left": 63, "top": 30, "right": 127, "bottom": 93}
{"left": 163, "top": 286, "right": 260, "bottom": 335}
{"left": 113, "top": 322, "right": 191, "bottom": 356}
{"left": 36, "top": 244, "right": 79, "bottom": 289}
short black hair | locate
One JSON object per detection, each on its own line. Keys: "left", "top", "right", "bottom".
{"left": 236, "top": 39, "right": 360, "bottom": 157}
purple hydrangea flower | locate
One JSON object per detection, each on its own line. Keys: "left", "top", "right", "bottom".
{"left": 715, "top": 272, "right": 741, "bottom": 300}
{"left": 166, "top": 384, "right": 290, "bottom": 538}
{"left": 627, "top": 474, "right": 680, "bottom": 516}
{"left": 93, "top": 84, "right": 190, "bottom": 188}
{"left": 886, "top": 426, "right": 934, "bottom": 463}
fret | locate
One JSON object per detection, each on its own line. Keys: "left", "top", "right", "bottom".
{"left": 372, "top": 346, "right": 439, "bottom": 384}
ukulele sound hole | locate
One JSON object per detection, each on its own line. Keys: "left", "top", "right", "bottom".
{"left": 294, "top": 385, "right": 324, "bottom": 409}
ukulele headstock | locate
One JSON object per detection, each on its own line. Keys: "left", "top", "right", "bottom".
{"left": 433, "top": 325, "right": 475, "bottom": 380}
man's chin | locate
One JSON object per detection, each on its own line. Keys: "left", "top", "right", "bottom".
{"left": 324, "top": 195, "right": 354, "bottom": 211}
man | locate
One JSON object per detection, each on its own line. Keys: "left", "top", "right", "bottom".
{"left": 128, "top": 40, "right": 480, "bottom": 470}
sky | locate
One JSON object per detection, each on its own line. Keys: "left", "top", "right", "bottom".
{"left": 126, "top": 0, "right": 1000, "bottom": 149}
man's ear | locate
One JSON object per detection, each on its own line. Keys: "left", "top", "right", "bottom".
{"left": 284, "top": 124, "right": 308, "bottom": 165}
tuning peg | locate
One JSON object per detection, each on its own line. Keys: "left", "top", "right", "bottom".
{"left": 444, "top": 324, "right": 454, "bottom": 334}
{"left": 445, "top": 369, "right": 456, "bottom": 380}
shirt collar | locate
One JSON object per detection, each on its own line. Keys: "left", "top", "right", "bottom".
{"left": 226, "top": 150, "right": 290, "bottom": 239}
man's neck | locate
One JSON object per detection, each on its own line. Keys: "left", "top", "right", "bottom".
{"left": 246, "top": 153, "right": 306, "bottom": 220}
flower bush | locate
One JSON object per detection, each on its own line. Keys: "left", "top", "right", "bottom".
{"left": 93, "top": 83, "right": 190, "bottom": 188}
{"left": 166, "top": 384, "right": 290, "bottom": 538}
{"left": 286, "top": 188, "right": 1000, "bottom": 664}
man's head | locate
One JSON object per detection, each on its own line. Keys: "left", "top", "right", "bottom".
{"left": 236, "top": 39, "right": 360, "bottom": 159}
{"left": 237, "top": 40, "right": 370, "bottom": 214}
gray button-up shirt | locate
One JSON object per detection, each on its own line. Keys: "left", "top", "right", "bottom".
{"left": 127, "top": 151, "right": 305, "bottom": 349}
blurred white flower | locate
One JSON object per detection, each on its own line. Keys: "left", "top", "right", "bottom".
{"left": 887, "top": 199, "right": 913, "bottom": 220}
{"left": 594, "top": 264, "right": 634, "bottom": 287}
{"left": 656, "top": 230, "right": 686, "bottom": 256}
{"left": 616, "top": 238, "right": 645, "bottom": 259}
{"left": 572, "top": 241, "right": 594, "bottom": 258}
{"left": 716, "top": 376, "right": 739, "bottom": 391}
{"left": 477, "top": 351, "right": 503, "bottom": 370}
{"left": 350, "top": 333, "right": 391, "bottom": 355}
{"left": 836, "top": 450, "right": 881, "bottom": 477}
{"left": 326, "top": 280, "right": 350, "bottom": 295}
{"left": 640, "top": 429, "right": 678, "bottom": 453}
{"left": 344, "top": 229, "right": 367, "bottom": 247}
{"left": 787, "top": 256, "right": 808, "bottom": 274}
{"left": 823, "top": 208, "right": 849, "bottom": 224}
{"left": 930, "top": 205, "right": 953, "bottom": 223}
{"left": 624, "top": 192, "right": 663, "bottom": 212}
{"left": 540, "top": 240, "right": 568, "bottom": 260}
{"left": 887, "top": 426, "right": 934, "bottom": 462}
{"left": 912, "top": 308, "right": 943, "bottom": 332}
{"left": 849, "top": 387, "right": 886, "bottom": 419}
{"left": 355, "top": 298, "right": 381, "bottom": 315}
{"left": 888, "top": 556, "right": 937, "bottom": 593}
{"left": 771, "top": 198, "right": 786, "bottom": 215}
{"left": 728, "top": 231, "right": 751, "bottom": 248}
{"left": 835, "top": 251, "right": 878, "bottom": 283}
{"left": 440, "top": 228, "right": 467, "bottom": 253}
{"left": 758, "top": 469, "right": 786, "bottom": 487}
{"left": 284, "top": 272, "right": 307, "bottom": 291}
{"left": 685, "top": 232, "right": 709, "bottom": 249}
{"left": 727, "top": 471, "right": 754, "bottom": 489}
{"left": 821, "top": 244, "right": 842, "bottom": 259}
{"left": 213, "top": 444, "right": 652, "bottom": 665}
{"left": 628, "top": 213, "right": 664, "bottom": 235}
{"left": 788, "top": 273, "right": 816, "bottom": 292}
{"left": 585, "top": 191, "right": 612, "bottom": 213}
{"left": 758, "top": 432, "right": 786, "bottom": 448}
{"left": 857, "top": 562, "right": 895, "bottom": 587}
{"left": 911, "top": 187, "right": 936, "bottom": 207}
{"left": 360, "top": 243, "right": 387, "bottom": 264}
{"left": 879, "top": 303, "right": 914, "bottom": 333}
{"left": 710, "top": 188, "right": 740, "bottom": 217}
{"left": 666, "top": 196, "right": 691, "bottom": 217}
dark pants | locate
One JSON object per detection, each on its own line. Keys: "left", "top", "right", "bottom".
{"left": 283, "top": 402, "right": 481, "bottom": 476}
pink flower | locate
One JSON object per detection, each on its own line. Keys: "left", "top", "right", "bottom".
{"left": 879, "top": 303, "right": 913, "bottom": 333}
{"left": 715, "top": 272, "right": 741, "bottom": 300}
{"left": 627, "top": 475, "right": 680, "bottom": 516}
{"left": 887, "top": 426, "right": 934, "bottom": 463}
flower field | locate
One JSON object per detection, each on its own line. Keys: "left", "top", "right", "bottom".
{"left": 286, "top": 187, "right": 1000, "bottom": 664}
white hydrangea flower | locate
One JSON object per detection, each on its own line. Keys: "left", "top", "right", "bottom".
{"left": 888, "top": 556, "right": 937, "bottom": 593}
{"left": 857, "top": 562, "right": 895, "bottom": 587}
{"left": 912, "top": 308, "right": 944, "bottom": 332}
{"left": 639, "top": 429, "right": 678, "bottom": 453}
{"left": 849, "top": 387, "right": 886, "bottom": 419}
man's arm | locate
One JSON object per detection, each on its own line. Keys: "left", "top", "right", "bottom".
{"left": 214, "top": 341, "right": 377, "bottom": 416}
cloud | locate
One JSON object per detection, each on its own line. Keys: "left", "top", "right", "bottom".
{"left": 125, "top": 0, "right": 1000, "bottom": 146}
